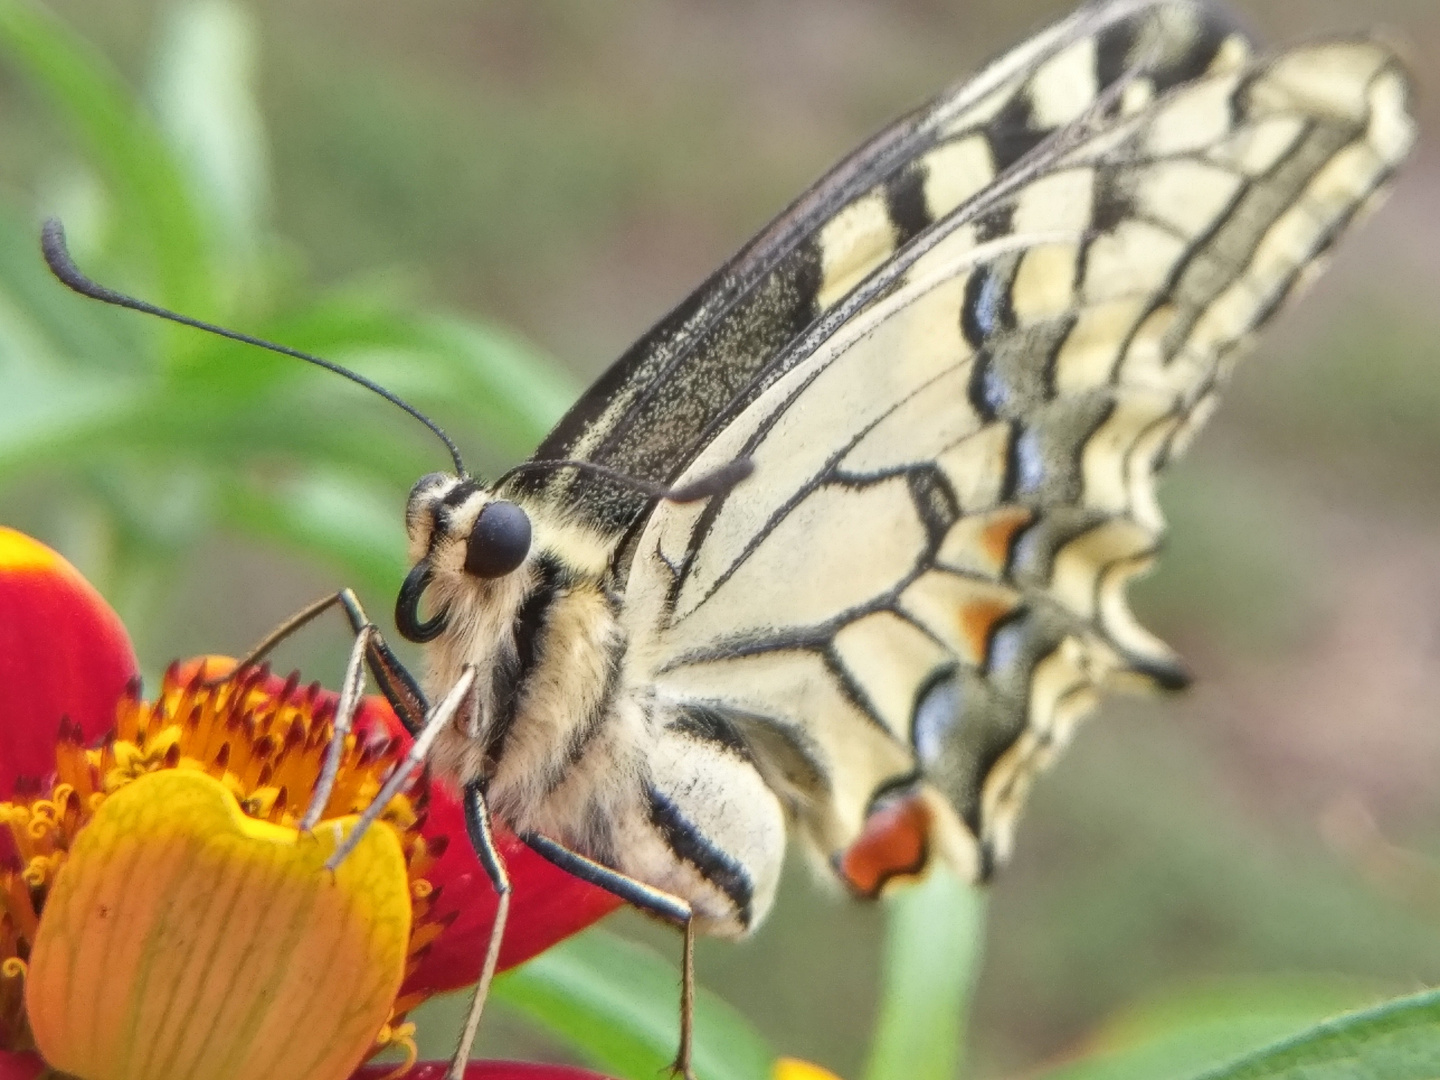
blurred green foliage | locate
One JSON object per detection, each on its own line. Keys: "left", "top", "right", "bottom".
{"left": 491, "top": 927, "right": 776, "bottom": 1080}
{"left": 0, "top": 0, "right": 572, "bottom": 659}
{"left": 2, "top": 1, "right": 1440, "bottom": 1079}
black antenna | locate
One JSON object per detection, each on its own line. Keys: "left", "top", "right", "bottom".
{"left": 41, "top": 217, "right": 468, "bottom": 477}
{"left": 496, "top": 456, "right": 753, "bottom": 503}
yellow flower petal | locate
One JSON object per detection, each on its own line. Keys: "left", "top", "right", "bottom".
{"left": 25, "top": 769, "right": 411, "bottom": 1080}
{"left": 774, "top": 1058, "right": 847, "bottom": 1080}
{"left": 0, "top": 527, "right": 61, "bottom": 571}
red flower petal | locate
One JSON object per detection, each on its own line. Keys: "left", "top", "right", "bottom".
{"left": 0, "top": 1050, "right": 45, "bottom": 1080}
{"left": 0, "top": 528, "right": 137, "bottom": 793}
{"left": 353, "top": 698, "right": 621, "bottom": 997}
{"left": 352, "top": 1062, "right": 614, "bottom": 1080}
{"left": 405, "top": 784, "right": 621, "bottom": 997}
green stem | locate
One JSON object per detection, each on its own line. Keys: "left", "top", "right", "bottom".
{"left": 864, "top": 868, "right": 987, "bottom": 1080}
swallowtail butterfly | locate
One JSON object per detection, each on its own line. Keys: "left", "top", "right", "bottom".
{"left": 42, "top": 0, "right": 1415, "bottom": 1074}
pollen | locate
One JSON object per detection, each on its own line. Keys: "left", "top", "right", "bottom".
{"left": 0, "top": 660, "right": 448, "bottom": 1064}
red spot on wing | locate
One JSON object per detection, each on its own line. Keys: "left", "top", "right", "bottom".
{"left": 836, "top": 792, "right": 932, "bottom": 899}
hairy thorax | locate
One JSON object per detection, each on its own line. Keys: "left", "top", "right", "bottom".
{"left": 421, "top": 500, "right": 646, "bottom": 856}
{"left": 406, "top": 480, "right": 788, "bottom": 934}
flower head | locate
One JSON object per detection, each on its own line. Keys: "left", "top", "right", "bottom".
{"left": 0, "top": 527, "right": 620, "bottom": 1080}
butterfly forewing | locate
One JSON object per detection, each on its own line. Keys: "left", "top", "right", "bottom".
{"left": 510, "top": 0, "right": 1253, "bottom": 539}
{"left": 612, "top": 19, "right": 1413, "bottom": 878}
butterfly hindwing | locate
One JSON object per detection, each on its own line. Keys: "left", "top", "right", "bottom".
{"left": 611, "top": 17, "right": 1412, "bottom": 879}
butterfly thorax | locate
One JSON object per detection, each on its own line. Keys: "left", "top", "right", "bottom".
{"left": 405, "top": 475, "right": 627, "bottom": 832}
{"left": 403, "top": 473, "right": 788, "bottom": 934}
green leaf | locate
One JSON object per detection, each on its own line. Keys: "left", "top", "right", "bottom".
{"left": 492, "top": 927, "right": 775, "bottom": 1080}
{"left": 404, "top": 315, "right": 577, "bottom": 455}
{"left": 1187, "top": 987, "right": 1440, "bottom": 1080}
{"left": 864, "top": 868, "right": 985, "bottom": 1080}
{"left": 163, "top": 300, "right": 575, "bottom": 464}
{"left": 149, "top": 0, "right": 270, "bottom": 270}
{"left": 1039, "top": 980, "right": 1386, "bottom": 1080}
{"left": 0, "top": 0, "right": 213, "bottom": 312}
{"left": 0, "top": 352, "right": 139, "bottom": 473}
{"left": 220, "top": 473, "right": 408, "bottom": 599}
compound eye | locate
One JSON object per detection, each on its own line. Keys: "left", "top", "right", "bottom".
{"left": 464, "top": 500, "right": 532, "bottom": 578}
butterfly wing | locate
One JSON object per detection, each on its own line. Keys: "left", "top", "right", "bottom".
{"left": 608, "top": 18, "right": 1413, "bottom": 881}
{"left": 508, "top": 0, "right": 1254, "bottom": 539}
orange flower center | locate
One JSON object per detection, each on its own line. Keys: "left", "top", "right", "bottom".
{"left": 0, "top": 659, "right": 445, "bottom": 1067}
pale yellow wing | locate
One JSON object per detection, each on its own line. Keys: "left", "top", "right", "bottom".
{"left": 509, "top": 0, "right": 1252, "bottom": 537}
{"left": 621, "top": 33, "right": 1414, "bottom": 880}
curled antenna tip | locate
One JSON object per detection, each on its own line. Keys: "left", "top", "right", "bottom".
{"left": 42, "top": 217, "right": 139, "bottom": 312}
{"left": 41, "top": 218, "right": 80, "bottom": 287}
{"left": 497, "top": 455, "right": 753, "bottom": 504}
{"left": 666, "top": 457, "right": 754, "bottom": 502}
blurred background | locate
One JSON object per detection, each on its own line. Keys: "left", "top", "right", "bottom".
{"left": 0, "top": 0, "right": 1437, "bottom": 1077}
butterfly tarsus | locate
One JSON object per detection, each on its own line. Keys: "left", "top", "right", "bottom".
{"left": 325, "top": 665, "right": 477, "bottom": 871}
{"left": 214, "top": 587, "right": 430, "bottom": 735}
{"left": 670, "top": 917, "right": 697, "bottom": 1080}
{"left": 450, "top": 780, "right": 514, "bottom": 1080}
{"left": 299, "top": 622, "right": 374, "bottom": 831}
{"left": 518, "top": 833, "right": 698, "bottom": 1076}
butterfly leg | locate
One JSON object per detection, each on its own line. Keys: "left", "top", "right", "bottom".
{"left": 297, "top": 621, "right": 373, "bottom": 830}
{"left": 448, "top": 780, "right": 513, "bottom": 1080}
{"left": 521, "top": 833, "right": 698, "bottom": 1080}
{"left": 217, "top": 588, "right": 433, "bottom": 837}
{"left": 325, "top": 664, "right": 477, "bottom": 870}
{"left": 221, "top": 588, "right": 430, "bottom": 734}
{"left": 677, "top": 916, "right": 696, "bottom": 1079}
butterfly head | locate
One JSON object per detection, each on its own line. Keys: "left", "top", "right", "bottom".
{"left": 398, "top": 472, "right": 533, "bottom": 643}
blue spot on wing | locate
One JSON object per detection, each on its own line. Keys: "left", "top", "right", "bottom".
{"left": 1014, "top": 427, "right": 1046, "bottom": 493}
{"left": 976, "top": 268, "right": 1007, "bottom": 337}
{"left": 914, "top": 675, "right": 963, "bottom": 767}
{"left": 962, "top": 265, "right": 1012, "bottom": 351}
{"left": 987, "top": 617, "right": 1027, "bottom": 676}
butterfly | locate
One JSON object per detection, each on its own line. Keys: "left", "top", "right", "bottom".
{"left": 41, "top": 0, "right": 1415, "bottom": 1076}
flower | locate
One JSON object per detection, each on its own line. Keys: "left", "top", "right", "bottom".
{"left": 352, "top": 1067, "right": 612, "bottom": 1080}
{"left": 0, "top": 526, "right": 621, "bottom": 1080}
{"left": 771, "top": 1060, "right": 845, "bottom": 1080}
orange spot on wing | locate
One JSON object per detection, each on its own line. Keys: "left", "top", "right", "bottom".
{"left": 978, "top": 507, "right": 1033, "bottom": 572}
{"left": 958, "top": 596, "right": 1017, "bottom": 665}
{"left": 837, "top": 792, "right": 932, "bottom": 899}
